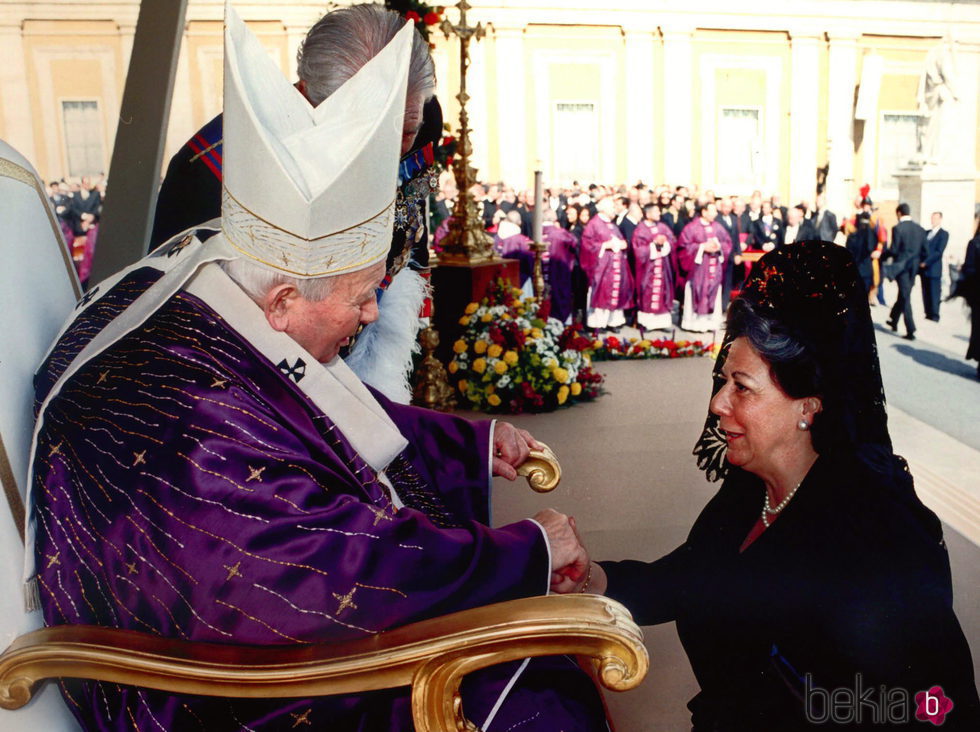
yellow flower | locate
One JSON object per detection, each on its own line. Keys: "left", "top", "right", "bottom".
{"left": 531, "top": 327, "right": 544, "bottom": 339}
{"left": 487, "top": 393, "right": 502, "bottom": 406}
{"left": 474, "top": 340, "right": 488, "bottom": 354}
{"left": 458, "top": 380, "right": 468, "bottom": 393}
{"left": 472, "top": 357, "right": 487, "bottom": 374}
{"left": 552, "top": 367, "right": 570, "bottom": 383}
{"left": 511, "top": 287, "right": 523, "bottom": 297}
{"left": 458, "top": 316, "right": 470, "bottom": 326}
{"left": 480, "top": 312, "right": 493, "bottom": 323}
{"left": 503, "top": 350, "right": 519, "bottom": 366}
{"left": 486, "top": 385, "right": 495, "bottom": 394}
{"left": 543, "top": 357, "right": 558, "bottom": 370}
{"left": 501, "top": 313, "right": 512, "bottom": 320}
{"left": 487, "top": 344, "right": 503, "bottom": 358}
{"left": 592, "top": 339, "right": 603, "bottom": 349}
{"left": 629, "top": 337, "right": 638, "bottom": 344}
{"left": 676, "top": 340, "right": 689, "bottom": 348}
{"left": 557, "top": 385, "right": 570, "bottom": 405}
{"left": 464, "top": 302, "right": 479, "bottom": 315}
{"left": 571, "top": 382, "right": 582, "bottom": 396}
{"left": 494, "top": 360, "right": 508, "bottom": 374}
{"left": 638, "top": 340, "right": 652, "bottom": 348}
{"left": 453, "top": 339, "right": 467, "bottom": 354}
{"left": 448, "top": 361, "right": 459, "bottom": 374}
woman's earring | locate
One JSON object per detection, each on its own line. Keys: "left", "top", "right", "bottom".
{"left": 797, "top": 420, "right": 810, "bottom": 431}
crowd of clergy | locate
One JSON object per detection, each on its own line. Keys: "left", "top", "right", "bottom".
{"left": 433, "top": 177, "right": 848, "bottom": 336}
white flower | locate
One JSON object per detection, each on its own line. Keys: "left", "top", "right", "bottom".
{"left": 497, "top": 374, "right": 511, "bottom": 388}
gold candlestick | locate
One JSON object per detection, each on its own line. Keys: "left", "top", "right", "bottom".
{"left": 438, "top": 1, "right": 495, "bottom": 265}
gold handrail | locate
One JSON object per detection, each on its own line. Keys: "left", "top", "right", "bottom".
{"left": 0, "top": 595, "right": 647, "bottom": 731}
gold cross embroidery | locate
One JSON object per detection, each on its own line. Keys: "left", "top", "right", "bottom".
{"left": 125, "top": 561, "right": 138, "bottom": 575}
{"left": 223, "top": 561, "right": 243, "bottom": 581}
{"left": 210, "top": 377, "right": 228, "bottom": 389}
{"left": 332, "top": 587, "right": 358, "bottom": 615}
{"left": 133, "top": 450, "right": 147, "bottom": 467}
{"left": 48, "top": 442, "right": 63, "bottom": 457}
{"left": 46, "top": 552, "right": 60, "bottom": 569}
{"left": 367, "top": 505, "right": 393, "bottom": 526}
{"left": 290, "top": 709, "right": 312, "bottom": 727}
{"left": 97, "top": 370, "right": 109, "bottom": 384}
{"left": 246, "top": 466, "right": 266, "bottom": 483}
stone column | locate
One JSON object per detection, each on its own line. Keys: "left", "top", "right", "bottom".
{"left": 468, "top": 36, "right": 490, "bottom": 177}
{"left": 624, "top": 30, "right": 656, "bottom": 185}
{"left": 661, "top": 26, "right": 694, "bottom": 186}
{"left": 789, "top": 30, "right": 821, "bottom": 207}
{"left": 825, "top": 31, "right": 859, "bottom": 219}
{"left": 0, "top": 23, "right": 37, "bottom": 162}
{"left": 494, "top": 26, "right": 527, "bottom": 189}
{"left": 119, "top": 21, "right": 137, "bottom": 72}
{"left": 285, "top": 23, "right": 307, "bottom": 82}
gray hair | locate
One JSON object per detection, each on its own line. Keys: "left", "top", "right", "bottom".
{"left": 220, "top": 258, "right": 338, "bottom": 303}
{"left": 298, "top": 4, "right": 436, "bottom": 108}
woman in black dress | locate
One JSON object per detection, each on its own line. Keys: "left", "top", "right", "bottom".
{"left": 561, "top": 241, "right": 980, "bottom": 730}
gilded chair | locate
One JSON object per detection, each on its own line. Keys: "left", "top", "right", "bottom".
{"left": 0, "top": 142, "right": 647, "bottom": 731}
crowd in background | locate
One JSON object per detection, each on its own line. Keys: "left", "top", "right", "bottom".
{"left": 431, "top": 175, "right": 963, "bottom": 340}
{"left": 47, "top": 175, "right": 105, "bottom": 287}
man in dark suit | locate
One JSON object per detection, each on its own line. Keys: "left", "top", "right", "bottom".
{"left": 920, "top": 211, "right": 948, "bottom": 322}
{"left": 885, "top": 203, "right": 927, "bottom": 339}
{"left": 715, "top": 196, "right": 742, "bottom": 305}
{"left": 812, "top": 193, "right": 839, "bottom": 243}
{"left": 750, "top": 200, "right": 783, "bottom": 251}
{"left": 782, "top": 205, "right": 818, "bottom": 244}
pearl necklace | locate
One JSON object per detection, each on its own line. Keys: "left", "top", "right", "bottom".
{"left": 761, "top": 481, "right": 802, "bottom": 527}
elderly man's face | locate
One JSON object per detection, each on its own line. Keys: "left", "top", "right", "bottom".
{"left": 280, "top": 262, "right": 384, "bottom": 363}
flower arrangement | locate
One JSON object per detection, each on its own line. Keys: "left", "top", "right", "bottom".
{"left": 448, "top": 281, "right": 603, "bottom": 413}
{"left": 384, "top": 1, "right": 444, "bottom": 41}
{"left": 590, "top": 335, "right": 720, "bottom": 361}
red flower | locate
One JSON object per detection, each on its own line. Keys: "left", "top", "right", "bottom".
{"left": 537, "top": 299, "right": 552, "bottom": 320}
{"left": 423, "top": 11, "right": 440, "bottom": 25}
{"left": 405, "top": 11, "right": 421, "bottom": 23}
{"left": 606, "top": 336, "right": 620, "bottom": 348}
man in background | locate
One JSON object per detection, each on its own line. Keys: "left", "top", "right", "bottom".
{"left": 920, "top": 211, "right": 949, "bottom": 322}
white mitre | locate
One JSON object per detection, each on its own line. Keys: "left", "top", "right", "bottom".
{"left": 221, "top": 4, "right": 412, "bottom": 277}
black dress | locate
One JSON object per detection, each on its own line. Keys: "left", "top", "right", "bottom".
{"left": 601, "top": 451, "right": 980, "bottom": 731}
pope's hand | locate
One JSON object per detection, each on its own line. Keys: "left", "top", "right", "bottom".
{"left": 534, "top": 509, "right": 590, "bottom": 593}
{"left": 492, "top": 421, "right": 543, "bottom": 480}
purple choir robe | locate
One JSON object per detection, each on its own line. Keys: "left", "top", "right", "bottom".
{"left": 542, "top": 224, "right": 577, "bottom": 322}
{"left": 494, "top": 231, "right": 535, "bottom": 285}
{"left": 678, "top": 219, "right": 732, "bottom": 315}
{"left": 579, "top": 215, "right": 635, "bottom": 312}
{"left": 31, "top": 266, "right": 606, "bottom": 731}
{"left": 632, "top": 221, "right": 676, "bottom": 316}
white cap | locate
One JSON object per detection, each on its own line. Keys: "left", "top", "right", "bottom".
{"left": 221, "top": 4, "right": 412, "bottom": 277}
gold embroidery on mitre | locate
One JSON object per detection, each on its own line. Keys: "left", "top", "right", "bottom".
{"left": 221, "top": 187, "right": 394, "bottom": 277}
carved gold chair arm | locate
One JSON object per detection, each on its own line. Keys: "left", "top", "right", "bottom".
{"left": 0, "top": 594, "right": 646, "bottom": 732}
{"left": 517, "top": 442, "right": 561, "bottom": 492}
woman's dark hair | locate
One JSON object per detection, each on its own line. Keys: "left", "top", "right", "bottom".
{"left": 727, "top": 297, "right": 831, "bottom": 453}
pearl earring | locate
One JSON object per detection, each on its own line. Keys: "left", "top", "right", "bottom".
{"left": 797, "top": 420, "right": 809, "bottom": 431}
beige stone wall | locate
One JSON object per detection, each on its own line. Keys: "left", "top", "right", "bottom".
{"left": 1, "top": 0, "right": 977, "bottom": 219}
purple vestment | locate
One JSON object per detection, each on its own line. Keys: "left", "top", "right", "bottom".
{"left": 542, "top": 224, "right": 577, "bottom": 322}
{"left": 579, "top": 216, "right": 635, "bottom": 311}
{"left": 632, "top": 221, "right": 676, "bottom": 316}
{"left": 494, "top": 231, "right": 535, "bottom": 285}
{"left": 678, "top": 219, "right": 732, "bottom": 316}
{"left": 31, "top": 266, "right": 606, "bottom": 731}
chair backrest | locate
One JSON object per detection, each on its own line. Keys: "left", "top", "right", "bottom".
{"left": 0, "top": 139, "right": 82, "bottom": 729}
